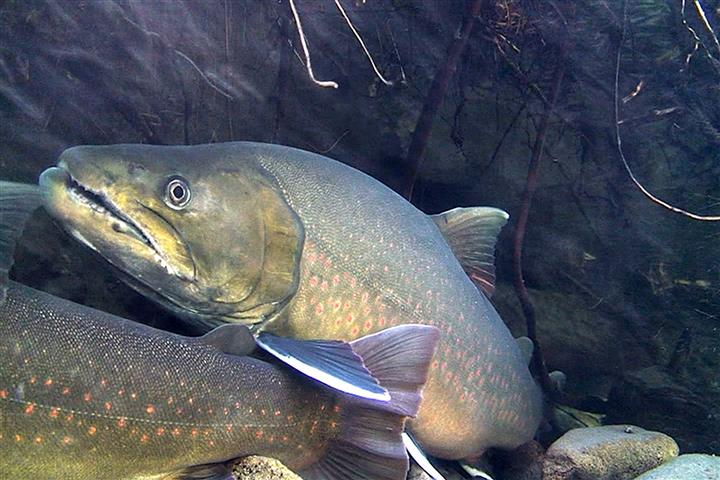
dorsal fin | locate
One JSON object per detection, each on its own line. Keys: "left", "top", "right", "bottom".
{"left": 194, "top": 324, "right": 256, "bottom": 356}
{"left": 430, "top": 207, "right": 509, "bottom": 297}
{"left": 0, "top": 181, "right": 43, "bottom": 303}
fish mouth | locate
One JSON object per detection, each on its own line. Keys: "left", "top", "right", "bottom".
{"left": 40, "top": 165, "right": 176, "bottom": 276}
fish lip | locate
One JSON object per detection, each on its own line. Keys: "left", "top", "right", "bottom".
{"left": 53, "top": 163, "right": 171, "bottom": 273}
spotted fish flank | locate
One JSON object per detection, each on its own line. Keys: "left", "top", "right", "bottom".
{"left": 0, "top": 182, "right": 439, "bottom": 480}
{"left": 40, "top": 142, "right": 543, "bottom": 460}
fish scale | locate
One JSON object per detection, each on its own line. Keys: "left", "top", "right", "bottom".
{"left": 257, "top": 148, "right": 542, "bottom": 459}
{"left": 0, "top": 282, "right": 336, "bottom": 479}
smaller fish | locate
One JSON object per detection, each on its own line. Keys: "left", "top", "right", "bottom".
{"left": 0, "top": 182, "right": 439, "bottom": 480}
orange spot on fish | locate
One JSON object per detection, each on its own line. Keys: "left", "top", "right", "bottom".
{"left": 309, "top": 276, "right": 319, "bottom": 287}
{"left": 333, "top": 300, "right": 341, "bottom": 312}
{"left": 156, "top": 427, "right": 165, "bottom": 436}
{"left": 146, "top": 405, "right": 156, "bottom": 415}
{"left": 172, "top": 427, "right": 181, "bottom": 436}
{"left": 332, "top": 275, "right": 340, "bottom": 286}
{"left": 378, "top": 317, "right": 386, "bottom": 327}
{"left": 65, "top": 413, "right": 74, "bottom": 422}
{"left": 117, "top": 417, "right": 127, "bottom": 428}
{"left": 346, "top": 314, "right": 355, "bottom": 324}
{"left": 44, "top": 378, "right": 53, "bottom": 386}
{"left": 191, "top": 429, "right": 198, "bottom": 437}
{"left": 140, "top": 434, "right": 149, "bottom": 444}
{"left": 24, "top": 404, "right": 34, "bottom": 415}
{"left": 29, "top": 376, "right": 37, "bottom": 384}
{"left": 49, "top": 408, "right": 59, "bottom": 418}
{"left": 255, "top": 430, "right": 264, "bottom": 439}
{"left": 333, "top": 405, "right": 341, "bottom": 413}
{"left": 14, "top": 434, "right": 22, "bottom": 442}
{"left": 130, "top": 392, "right": 137, "bottom": 400}
{"left": 361, "top": 292, "right": 369, "bottom": 303}
{"left": 104, "top": 402, "right": 112, "bottom": 411}
{"left": 100, "top": 378, "right": 107, "bottom": 387}
{"left": 274, "top": 410, "right": 281, "bottom": 416}
{"left": 364, "top": 319, "right": 373, "bottom": 331}
{"left": 351, "top": 326, "right": 359, "bottom": 336}
{"left": 320, "top": 281, "right": 329, "bottom": 291}
{"left": 315, "top": 303, "right": 324, "bottom": 315}
{"left": 88, "top": 426, "right": 97, "bottom": 436}
{"left": 62, "top": 436, "right": 72, "bottom": 445}
{"left": 83, "top": 392, "right": 92, "bottom": 402}
{"left": 167, "top": 397, "right": 174, "bottom": 405}
{"left": 34, "top": 436, "right": 42, "bottom": 444}
{"left": 0, "top": 390, "right": 7, "bottom": 399}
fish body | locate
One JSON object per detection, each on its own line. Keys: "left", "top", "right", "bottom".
{"left": 1, "top": 281, "right": 332, "bottom": 479}
{"left": 1, "top": 181, "right": 438, "bottom": 480}
{"left": 41, "top": 142, "right": 543, "bottom": 460}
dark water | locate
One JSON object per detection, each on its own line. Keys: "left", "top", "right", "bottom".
{"left": 1, "top": 0, "right": 718, "bottom": 461}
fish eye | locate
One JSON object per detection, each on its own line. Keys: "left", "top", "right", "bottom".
{"left": 164, "top": 176, "right": 191, "bottom": 210}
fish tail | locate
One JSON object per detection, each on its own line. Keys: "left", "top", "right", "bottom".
{"left": 302, "top": 324, "right": 440, "bottom": 480}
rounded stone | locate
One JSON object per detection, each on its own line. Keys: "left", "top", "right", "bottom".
{"left": 542, "top": 425, "right": 679, "bottom": 480}
{"left": 634, "top": 454, "right": 720, "bottom": 480}
{"left": 232, "top": 456, "right": 302, "bottom": 480}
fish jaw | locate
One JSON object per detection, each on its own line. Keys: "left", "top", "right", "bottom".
{"left": 40, "top": 165, "right": 195, "bottom": 280}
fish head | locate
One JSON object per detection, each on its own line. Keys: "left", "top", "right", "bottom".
{"left": 40, "top": 144, "right": 304, "bottom": 328}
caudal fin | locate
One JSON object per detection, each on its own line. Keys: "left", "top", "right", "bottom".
{"left": 0, "top": 181, "right": 42, "bottom": 302}
{"left": 302, "top": 324, "right": 440, "bottom": 480}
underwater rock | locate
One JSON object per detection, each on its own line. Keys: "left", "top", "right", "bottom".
{"left": 633, "top": 454, "right": 720, "bottom": 480}
{"left": 542, "top": 425, "right": 679, "bottom": 480}
{"left": 494, "top": 440, "right": 544, "bottom": 480}
{"left": 606, "top": 366, "right": 718, "bottom": 453}
{"left": 231, "top": 456, "right": 302, "bottom": 480}
{"left": 406, "top": 462, "right": 465, "bottom": 480}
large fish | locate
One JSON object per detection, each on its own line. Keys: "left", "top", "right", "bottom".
{"left": 0, "top": 181, "right": 439, "bottom": 479}
{"left": 40, "top": 142, "right": 543, "bottom": 460}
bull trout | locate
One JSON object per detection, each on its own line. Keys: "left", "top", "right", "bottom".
{"left": 0, "top": 181, "right": 439, "bottom": 479}
{"left": 40, "top": 142, "right": 543, "bottom": 460}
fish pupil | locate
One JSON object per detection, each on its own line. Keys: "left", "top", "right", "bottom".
{"left": 165, "top": 176, "right": 191, "bottom": 209}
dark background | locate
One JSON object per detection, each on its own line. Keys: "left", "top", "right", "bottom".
{"left": 2, "top": 0, "right": 719, "bottom": 453}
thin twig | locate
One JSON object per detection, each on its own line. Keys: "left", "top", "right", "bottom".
{"left": 615, "top": 1, "right": 720, "bottom": 221}
{"left": 692, "top": 0, "right": 720, "bottom": 58}
{"left": 334, "top": 0, "right": 393, "bottom": 85}
{"left": 174, "top": 50, "right": 234, "bottom": 99}
{"left": 288, "top": 0, "right": 339, "bottom": 88}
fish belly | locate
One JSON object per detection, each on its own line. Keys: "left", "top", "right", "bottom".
{"left": 279, "top": 253, "right": 542, "bottom": 459}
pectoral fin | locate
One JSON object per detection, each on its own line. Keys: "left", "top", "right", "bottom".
{"left": 256, "top": 333, "right": 390, "bottom": 401}
{"left": 0, "top": 181, "right": 43, "bottom": 303}
{"left": 194, "top": 324, "right": 256, "bottom": 356}
{"left": 430, "top": 207, "right": 509, "bottom": 297}
{"left": 516, "top": 336, "right": 534, "bottom": 366}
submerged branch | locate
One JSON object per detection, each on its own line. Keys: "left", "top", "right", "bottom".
{"left": 288, "top": 0, "right": 339, "bottom": 88}
{"left": 512, "top": 55, "right": 566, "bottom": 406}
{"left": 616, "top": 1, "right": 720, "bottom": 221}
{"left": 403, "top": 0, "right": 484, "bottom": 200}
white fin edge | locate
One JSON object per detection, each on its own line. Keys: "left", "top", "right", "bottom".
{"left": 256, "top": 339, "right": 391, "bottom": 402}
{"left": 402, "top": 432, "right": 446, "bottom": 480}
{"left": 460, "top": 462, "right": 495, "bottom": 480}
